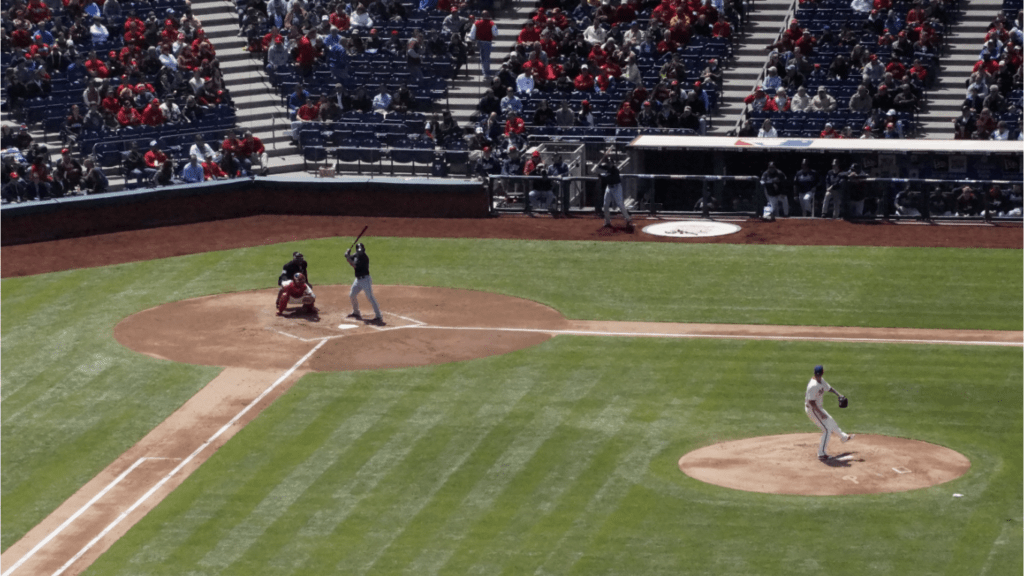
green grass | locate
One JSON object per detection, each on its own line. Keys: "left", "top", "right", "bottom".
{"left": 2, "top": 237, "right": 1021, "bottom": 566}
{"left": 83, "top": 338, "right": 1023, "bottom": 575}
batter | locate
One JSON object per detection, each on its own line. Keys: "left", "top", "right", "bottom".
{"left": 345, "top": 243, "right": 384, "bottom": 324}
{"left": 805, "top": 365, "right": 854, "bottom": 461}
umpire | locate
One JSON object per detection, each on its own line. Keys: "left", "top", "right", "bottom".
{"left": 279, "top": 251, "right": 309, "bottom": 286}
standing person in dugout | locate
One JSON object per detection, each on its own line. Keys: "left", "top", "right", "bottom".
{"left": 760, "top": 161, "right": 789, "bottom": 218}
{"left": 805, "top": 365, "right": 854, "bottom": 462}
{"left": 279, "top": 251, "right": 309, "bottom": 286}
{"left": 593, "top": 146, "right": 633, "bottom": 230}
{"left": 276, "top": 272, "right": 317, "bottom": 316}
{"left": 345, "top": 242, "right": 384, "bottom": 325}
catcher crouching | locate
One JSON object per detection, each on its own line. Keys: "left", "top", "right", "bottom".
{"left": 277, "top": 272, "right": 317, "bottom": 315}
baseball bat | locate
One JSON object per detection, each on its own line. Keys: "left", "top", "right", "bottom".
{"left": 347, "top": 225, "right": 368, "bottom": 253}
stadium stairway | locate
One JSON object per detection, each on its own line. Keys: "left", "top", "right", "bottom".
{"left": 444, "top": 0, "right": 534, "bottom": 136}
{"left": 914, "top": 0, "right": 1002, "bottom": 138}
{"left": 191, "top": 0, "right": 299, "bottom": 173}
{"left": 715, "top": 0, "right": 797, "bottom": 134}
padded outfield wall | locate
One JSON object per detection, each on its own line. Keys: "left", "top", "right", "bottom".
{"left": 1, "top": 176, "right": 489, "bottom": 245}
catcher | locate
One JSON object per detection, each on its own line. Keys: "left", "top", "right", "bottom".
{"left": 804, "top": 365, "right": 854, "bottom": 462}
{"left": 276, "top": 272, "right": 317, "bottom": 315}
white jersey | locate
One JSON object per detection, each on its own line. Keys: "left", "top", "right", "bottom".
{"left": 805, "top": 377, "right": 832, "bottom": 406}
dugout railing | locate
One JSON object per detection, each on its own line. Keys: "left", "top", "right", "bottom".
{"left": 486, "top": 173, "right": 1023, "bottom": 222}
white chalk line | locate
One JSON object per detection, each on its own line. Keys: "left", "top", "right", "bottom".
{"left": 397, "top": 324, "right": 1023, "bottom": 348}
{"left": 1, "top": 457, "right": 173, "bottom": 576}
{"left": 5, "top": 339, "right": 329, "bottom": 576}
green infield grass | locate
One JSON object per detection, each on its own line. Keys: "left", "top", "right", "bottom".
{"left": 2, "top": 237, "right": 1021, "bottom": 570}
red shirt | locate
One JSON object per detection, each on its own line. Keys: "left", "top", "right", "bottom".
{"left": 712, "top": 20, "right": 731, "bottom": 38}
{"left": 595, "top": 73, "right": 612, "bottom": 92}
{"left": 504, "top": 116, "right": 525, "bottom": 135}
{"left": 24, "top": 1, "right": 51, "bottom": 23}
{"left": 101, "top": 95, "right": 121, "bottom": 114}
{"left": 885, "top": 61, "right": 906, "bottom": 80}
{"left": 473, "top": 19, "right": 494, "bottom": 42}
{"left": 202, "top": 161, "right": 227, "bottom": 180}
{"left": 222, "top": 136, "right": 241, "bottom": 154}
{"left": 237, "top": 136, "right": 265, "bottom": 156}
{"left": 616, "top": 105, "right": 637, "bottom": 127}
{"left": 330, "top": 11, "right": 350, "bottom": 30}
{"left": 296, "top": 103, "right": 320, "bottom": 121}
{"left": 517, "top": 26, "right": 540, "bottom": 44}
{"left": 144, "top": 149, "right": 167, "bottom": 168}
{"left": 141, "top": 104, "right": 166, "bottom": 126}
{"left": 84, "top": 59, "right": 109, "bottom": 77}
{"left": 574, "top": 73, "right": 594, "bottom": 92}
{"left": 295, "top": 36, "right": 315, "bottom": 65}
{"left": 117, "top": 107, "right": 142, "bottom": 126}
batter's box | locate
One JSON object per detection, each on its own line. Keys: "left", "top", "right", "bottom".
{"left": 337, "top": 311, "right": 425, "bottom": 332}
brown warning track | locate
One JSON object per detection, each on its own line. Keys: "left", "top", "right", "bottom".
{"left": 1, "top": 215, "right": 1019, "bottom": 576}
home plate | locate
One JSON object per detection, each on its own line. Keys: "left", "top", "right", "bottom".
{"left": 336, "top": 324, "right": 359, "bottom": 330}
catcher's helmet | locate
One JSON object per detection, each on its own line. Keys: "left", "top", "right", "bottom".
{"left": 356, "top": 242, "right": 365, "bottom": 252}
{"left": 294, "top": 272, "right": 306, "bottom": 283}
{"left": 814, "top": 365, "right": 824, "bottom": 376}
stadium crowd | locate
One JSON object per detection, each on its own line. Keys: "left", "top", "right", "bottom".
{"left": 952, "top": 6, "right": 1022, "bottom": 139}
{"left": 1, "top": 0, "right": 249, "bottom": 200}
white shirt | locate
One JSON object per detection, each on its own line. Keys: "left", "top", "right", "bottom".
{"left": 758, "top": 127, "right": 778, "bottom": 138}
{"left": 805, "top": 377, "right": 832, "bottom": 406}
{"left": 190, "top": 143, "right": 218, "bottom": 162}
{"left": 159, "top": 52, "right": 177, "bottom": 69}
{"left": 90, "top": 23, "right": 109, "bottom": 44}
{"left": 515, "top": 73, "right": 534, "bottom": 94}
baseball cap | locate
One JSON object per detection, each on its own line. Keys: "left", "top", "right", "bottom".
{"left": 10, "top": 172, "right": 18, "bottom": 179}
{"left": 61, "top": 148, "right": 69, "bottom": 154}
{"left": 150, "top": 140, "right": 158, "bottom": 147}
{"left": 531, "top": 150, "right": 540, "bottom": 157}
{"left": 887, "top": 108, "right": 897, "bottom": 115}
{"left": 814, "top": 365, "right": 824, "bottom": 375}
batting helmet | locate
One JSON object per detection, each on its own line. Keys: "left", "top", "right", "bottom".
{"left": 294, "top": 272, "right": 306, "bottom": 283}
{"left": 356, "top": 243, "right": 365, "bottom": 252}
{"left": 814, "top": 365, "right": 824, "bottom": 376}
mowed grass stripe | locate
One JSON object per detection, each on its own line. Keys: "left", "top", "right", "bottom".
{"left": 397, "top": 353, "right": 612, "bottom": 575}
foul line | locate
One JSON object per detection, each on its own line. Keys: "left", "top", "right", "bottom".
{"left": 400, "top": 325, "right": 1022, "bottom": 347}
{"left": 0, "top": 457, "right": 173, "bottom": 576}
{"left": 5, "top": 339, "right": 328, "bottom": 576}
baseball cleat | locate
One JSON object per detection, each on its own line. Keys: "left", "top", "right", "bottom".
{"left": 841, "top": 434, "right": 855, "bottom": 443}
{"left": 368, "top": 317, "right": 385, "bottom": 325}
{"left": 818, "top": 455, "right": 829, "bottom": 462}
{"left": 346, "top": 312, "right": 361, "bottom": 318}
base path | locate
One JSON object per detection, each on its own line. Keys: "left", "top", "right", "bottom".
{"left": 679, "top": 433, "right": 972, "bottom": 495}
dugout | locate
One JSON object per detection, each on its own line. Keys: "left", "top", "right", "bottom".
{"left": 628, "top": 136, "right": 1024, "bottom": 215}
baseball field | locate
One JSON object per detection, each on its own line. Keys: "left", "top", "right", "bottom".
{"left": 2, "top": 217, "right": 1022, "bottom": 575}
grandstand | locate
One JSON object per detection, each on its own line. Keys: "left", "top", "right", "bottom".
{"left": 2, "top": 0, "right": 1021, "bottom": 209}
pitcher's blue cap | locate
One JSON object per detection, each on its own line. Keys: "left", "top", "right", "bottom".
{"left": 814, "top": 365, "right": 824, "bottom": 375}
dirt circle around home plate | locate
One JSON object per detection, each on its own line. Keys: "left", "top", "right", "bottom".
{"left": 678, "top": 433, "right": 971, "bottom": 495}
{"left": 114, "top": 285, "right": 572, "bottom": 371}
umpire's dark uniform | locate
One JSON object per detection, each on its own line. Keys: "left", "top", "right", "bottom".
{"left": 279, "top": 252, "right": 309, "bottom": 285}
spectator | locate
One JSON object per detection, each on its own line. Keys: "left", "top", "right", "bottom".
{"left": 811, "top": 86, "right": 838, "bottom": 112}
{"left": 533, "top": 99, "right": 557, "bottom": 127}
{"left": 182, "top": 154, "right": 205, "bottom": 183}
{"left": 81, "top": 158, "right": 108, "bottom": 194}
{"left": 371, "top": 86, "right": 392, "bottom": 114}
{"left": 790, "top": 85, "right": 812, "bottom": 112}
{"left": 758, "top": 118, "right": 778, "bottom": 138}
{"left": 143, "top": 141, "right": 166, "bottom": 181}
{"left": 555, "top": 100, "right": 575, "bottom": 126}
{"left": 992, "top": 120, "right": 1012, "bottom": 140}
{"left": 237, "top": 130, "right": 269, "bottom": 175}
{"left": 202, "top": 154, "right": 228, "bottom": 180}
{"left": 952, "top": 105, "right": 977, "bottom": 139}
{"left": 468, "top": 11, "right": 498, "bottom": 79}
{"left": 190, "top": 134, "right": 219, "bottom": 163}
{"left": 474, "top": 146, "right": 500, "bottom": 179}
{"left": 500, "top": 91, "right": 523, "bottom": 116}
{"left": 954, "top": 185, "right": 980, "bottom": 216}
{"left": 849, "top": 84, "right": 873, "bottom": 113}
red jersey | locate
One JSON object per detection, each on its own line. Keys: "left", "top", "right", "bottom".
{"left": 237, "top": 136, "right": 264, "bottom": 155}
{"left": 144, "top": 149, "right": 167, "bottom": 168}
{"left": 281, "top": 279, "right": 310, "bottom": 299}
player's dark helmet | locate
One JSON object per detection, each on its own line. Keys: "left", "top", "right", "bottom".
{"left": 814, "top": 365, "right": 824, "bottom": 376}
{"left": 356, "top": 243, "right": 365, "bottom": 253}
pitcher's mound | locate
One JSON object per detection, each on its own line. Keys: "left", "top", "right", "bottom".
{"left": 679, "top": 433, "right": 970, "bottom": 495}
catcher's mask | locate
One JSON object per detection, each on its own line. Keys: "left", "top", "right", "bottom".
{"left": 294, "top": 272, "right": 306, "bottom": 283}
{"left": 356, "top": 243, "right": 365, "bottom": 253}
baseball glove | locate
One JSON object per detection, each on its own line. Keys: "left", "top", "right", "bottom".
{"left": 838, "top": 396, "right": 849, "bottom": 408}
